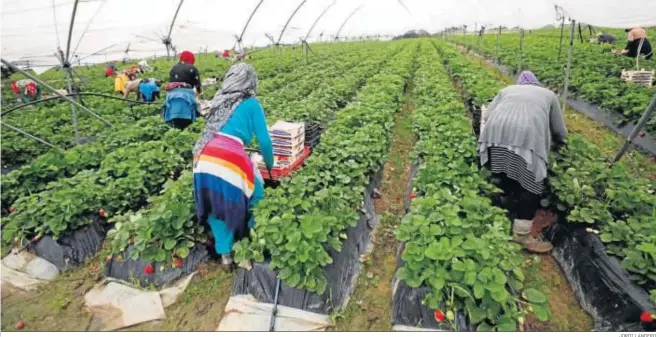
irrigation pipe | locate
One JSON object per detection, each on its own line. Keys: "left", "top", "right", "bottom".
{"left": 1, "top": 92, "right": 157, "bottom": 117}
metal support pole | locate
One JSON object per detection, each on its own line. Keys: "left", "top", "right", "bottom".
{"left": 578, "top": 22, "right": 584, "bottom": 43}
{"left": 65, "top": 67, "right": 81, "bottom": 144}
{"left": 1, "top": 122, "right": 62, "bottom": 151}
{"left": 561, "top": 20, "right": 576, "bottom": 110}
{"left": 517, "top": 29, "right": 524, "bottom": 74}
{"left": 611, "top": 94, "right": 656, "bottom": 165}
{"left": 1, "top": 58, "right": 113, "bottom": 127}
{"left": 557, "top": 17, "right": 565, "bottom": 60}
{"left": 496, "top": 26, "right": 501, "bottom": 64}
{"left": 269, "top": 278, "right": 281, "bottom": 332}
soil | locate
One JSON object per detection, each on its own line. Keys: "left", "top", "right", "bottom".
{"left": 1, "top": 258, "right": 234, "bottom": 332}
{"left": 331, "top": 81, "right": 416, "bottom": 331}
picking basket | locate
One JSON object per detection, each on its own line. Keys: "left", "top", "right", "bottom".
{"left": 304, "top": 122, "right": 325, "bottom": 149}
{"left": 246, "top": 146, "right": 311, "bottom": 182}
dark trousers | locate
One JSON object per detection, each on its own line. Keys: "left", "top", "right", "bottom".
{"left": 169, "top": 118, "right": 192, "bottom": 130}
{"left": 626, "top": 38, "right": 653, "bottom": 59}
{"left": 490, "top": 172, "right": 540, "bottom": 220}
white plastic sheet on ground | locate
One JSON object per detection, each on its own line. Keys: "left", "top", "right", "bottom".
{"left": 1, "top": 251, "right": 59, "bottom": 291}
{"left": 392, "top": 325, "right": 445, "bottom": 331}
{"left": 217, "top": 294, "right": 332, "bottom": 331}
{"left": 83, "top": 273, "right": 195, "bottom": 331}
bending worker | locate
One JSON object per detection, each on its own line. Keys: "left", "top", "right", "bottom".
{"left": 164, "top": 50, "right": 202, "bottom": 129}
{"left": 114, "top": 71, "right": 129, "bottom": 95}
{"left": 478, "top": 71, "right": 568, "bottom": 254}
{"left": 619, "top": 27, "right": 653, "bottom": 60}
{"left": 137, "top": 60, "right": 152, "bottom": 73}
{"left": 123, "top": 78, "right": 141, "bottom": 99}
{"left": 597, "top": 32, "right": 616, "bottom": 45}
{"left": 138, "top": 78, "right": 161, "bottom": 102}
{"left": 11, "top": 79, "right": 41, "bottom": 103}
{"left": 192, "top": 63, "right": 274, "bottom": 269}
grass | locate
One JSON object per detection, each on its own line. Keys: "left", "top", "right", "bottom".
{"left": 522, "top": 254, "right": 594, "bottom": 331}
{"left": 330, "top": 84, "right": 416, "bottom": 331}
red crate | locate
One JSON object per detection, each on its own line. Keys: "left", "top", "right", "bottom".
{"left": 256, "top": 146, "right": 311, "bottom": 181}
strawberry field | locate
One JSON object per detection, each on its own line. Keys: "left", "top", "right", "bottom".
{"left": 1, "top": 37, "right": 655, "bottom": 332}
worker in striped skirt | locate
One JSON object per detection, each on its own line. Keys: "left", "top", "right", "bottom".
{"left": 478, "top": 71, "right": 568, "bottom": 253}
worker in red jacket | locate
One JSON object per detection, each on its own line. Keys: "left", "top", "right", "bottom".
{"left": 222, "top": 49, "right": 230, "bottom": 59}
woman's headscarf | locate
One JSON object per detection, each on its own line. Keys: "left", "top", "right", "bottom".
{"left": 24, "top": 82, "right": 38, "bottom": 99}
{"left": 192, "top": 63, "right": 258, "bottom": 162}
{"left": 180, "top": 51, "right": 195, "bottom": 65}
{"left": 517, "top": 71, "right": 541, "bottom": 86}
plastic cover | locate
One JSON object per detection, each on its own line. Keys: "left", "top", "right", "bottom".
{"left": 545, "top": 223, "right": 656, "bottom": 331}
{"left": 32, "top": 220, "right": 106, "bottom": 271}
{"left": 3, "top": 0, "right": 656, "bottom": 72}
{"left": 230, "top": 169, "right": 382, "bottom": 315}
{"left": 103, "top": 244, "right": 209, "bottom": 288}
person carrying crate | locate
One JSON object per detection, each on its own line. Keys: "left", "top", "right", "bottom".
{"left": 478, "top": 71, "right": 568, "bottom": 254}
{"left": 192, "top": 62, "right": 274, "bottom": 270}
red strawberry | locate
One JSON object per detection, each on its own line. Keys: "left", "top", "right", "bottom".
{"left": 174, "top": 258, "right": 183, "bottom": 268}
{"left": 9, "top": 207, "right": 15, "bottom": 214}
{"left": 99, "top": 209, "right": 106, "bottom": 218}
{"left": 434, "top": 309, "right": 445, "bottom": 322}
{"left": 144, "top": 264, "right": 154, "bottom": 275}
{"left": 15, "top": 321, "right": 25, "bottom": 329}
{"left": 410, "top": 193, "right": 417, "bottom": 199}
{"left": 640, "top": 312, "right": 653, "bottom": 323}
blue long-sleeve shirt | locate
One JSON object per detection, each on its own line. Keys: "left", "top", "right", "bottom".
{"left": 220, "top": 97, "right": 274, "bottom": 170}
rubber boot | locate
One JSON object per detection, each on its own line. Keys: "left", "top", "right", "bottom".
{"left": 513, "top": 219, "right": 553, "bottom": 254}
{"left": 221, "top": 254, "right": 234, "bottom": 272}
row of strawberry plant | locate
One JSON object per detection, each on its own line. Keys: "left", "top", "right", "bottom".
{"left": 0, "top": 44, "right": 333, "bottom": 168}
{"left": 102, "top": 42, "right": 413, "bottom": 268}
{"left": 394, "top": 42, "right": 548, "bottom": 332}
{"left": 232, "top": 42, "right": 417, "bottom": 294}
{"left": 1, "top": 125, "right": 198, "bottom": 244}
{"left": 437, "top": 42, "right": 656, "bottom": 305}
{"left": 450, "top": 29, "right": 656, "bottom": 132}
{"left": 0, "top": 46, "right": 376, "bottom": 212}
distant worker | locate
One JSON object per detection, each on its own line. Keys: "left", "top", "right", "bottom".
{"left": 127, "top": 66, "right": 139, "bottom": 80}
{"left": 11, "top": 79, "right": 42, "bottom": 103}
{"left": 222, "top": 49, "right": 230, "bottom": 59}
{"left": 105, "top": 67, "right": 115, "bottom": 77}
{"left": 192, "top": 63, "right": 273, "bottom": 269}
{"left": 478, "top": 71, "right": 568, "bottom": 254}
{"left": 123, "top": 78, "right": 141, "bottom": 99}
{"left": 114, "top": 71, "right": 129, "bottom": 95}
{"left": 618, "top": 27, "right": 653, "bottom": 60}
{"left": 164, "top": 50, "right": 201, "bottom": 129}
{"left": 137, "top": 60, "right": 152, "bottom": 73}
{"left": 597, "top": 32, "right": 616, "bottom": 45}
{"left": 138, "top": 78, "right": 161, "bottom": 102}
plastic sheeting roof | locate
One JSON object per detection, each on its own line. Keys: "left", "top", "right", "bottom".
{"left": 2, "top": 0, "right": 656, "bottom": 71}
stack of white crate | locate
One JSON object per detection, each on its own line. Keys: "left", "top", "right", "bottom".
{"left": 252, "top": 121, "right": 305, "bottom": 169}
{"left": 621, "top": 69, "right": 655, "bottom": 88}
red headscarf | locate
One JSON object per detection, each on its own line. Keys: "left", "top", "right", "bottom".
{"left": 24, "top": 82, "right": 38, "bottom": 99}
{"left": 179, "top": 51, "right": 195, "bottom": 65}
{"left": 11, "top": 81, "right": 20, "bottom": 94}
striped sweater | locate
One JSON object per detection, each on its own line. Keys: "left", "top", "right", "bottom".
{"left": 478, "top": 85, "right": 568, "bottom": 182}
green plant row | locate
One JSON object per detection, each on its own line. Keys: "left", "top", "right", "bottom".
{"left": 0, "top": 45, "right": 377, "bottom": 212}
{"left": 103, "top": 42, "right": 412, "bottom": 267}
{"left": 0, "top": 44, "right": 349, "bottom": 168}
{"left": 395, "top": 41, "right": 548, "bottom": 332}
{"left": 1, "top": 124, "right": 200, "bottom": 243}
{"left": 232, "top": 42, "right": 417, "bottom": 294}
{"left": 437, "top": 42, "right": 656, "bottom": 305}
{"left": 450, "top": 28, "right": 656, "bottom": 132}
